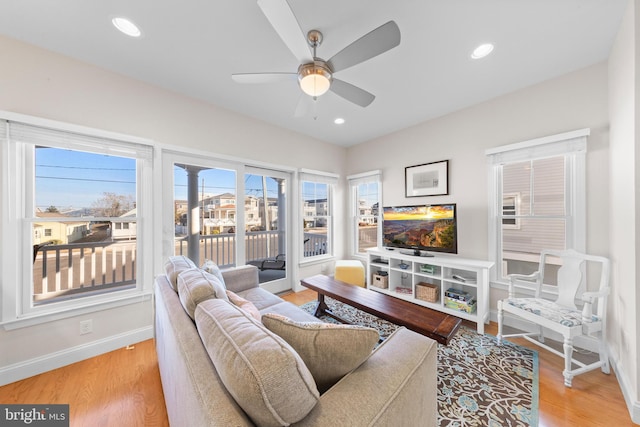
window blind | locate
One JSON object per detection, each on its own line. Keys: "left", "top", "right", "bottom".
{"left": 299, "top": 168, "right": 339, "bottom": 185}
{"left": 486, "top": 129, "right": 588, "bottom": 164}
{"left": 347, "top": 170, "right": 382, "bottom": 186}
{"left": 7, "top": 121, "right": 153, "bottom": 160}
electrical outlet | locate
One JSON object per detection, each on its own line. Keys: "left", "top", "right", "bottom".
{"left": 79, "top": 319, "right": 93, "bottom": 335}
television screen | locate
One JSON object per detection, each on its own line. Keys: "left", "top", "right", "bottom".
{"left": 382, "top": 204, "right": 457, "bottom": 255}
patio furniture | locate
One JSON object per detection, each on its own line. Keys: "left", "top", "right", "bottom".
{"left": 248, "top": 254, "right": 285, "bottom": 271}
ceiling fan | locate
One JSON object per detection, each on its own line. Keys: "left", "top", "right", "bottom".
{"left": 232, "top": 0, "right": 401, "bottom": 109}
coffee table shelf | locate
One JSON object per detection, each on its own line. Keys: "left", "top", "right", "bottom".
{"left": 367, "top": 248, "right": 494, "bottom": 334}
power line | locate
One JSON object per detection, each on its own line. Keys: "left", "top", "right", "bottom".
{"left": 36, "top": 164, "right": 135, "bottom": 171}
{"left": 35, "top": 175, "right": 135, "bottom": 184}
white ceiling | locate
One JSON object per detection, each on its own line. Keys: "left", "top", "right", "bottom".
{"left": 0, "top": 0, "right": 628, "bottom": 147}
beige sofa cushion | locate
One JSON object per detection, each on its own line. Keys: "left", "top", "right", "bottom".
{"left": 164, "top": 255, "right": 197, "bottom": 291}
{"left": 261, "top": 313, "right": 379, "bottom": 393}
{"left": 226, "top": 290, "right": 261, "bottom": 321}
{"left": 195, "top": 299, "right": 319, "bottom": 427}
{"left": 201, "top": 259, "right": 226, "bottom": 287}
{"left": 177, "top": 268, "right": 228, "bottom": 319}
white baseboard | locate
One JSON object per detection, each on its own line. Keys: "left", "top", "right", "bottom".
{"left": 609, "top": 346, "right": 640, "bottom": 424}
{"left": 0, "top": 326, "right": 154, "bottom": 387}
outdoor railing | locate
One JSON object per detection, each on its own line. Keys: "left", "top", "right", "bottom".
{"left": 34, "top": 241, "right": 136, "bottom": 304}
{"left": 33, "top": 229, "right": 327, "bottom": 303}
{"left": 245, "top": 230, "right": 285, "bottom": 261}
{"left": 303, "top": 232, "right": 327, "bottom": 257}
{"left": 176, "top": 230, "right": 286, "bottom": 267}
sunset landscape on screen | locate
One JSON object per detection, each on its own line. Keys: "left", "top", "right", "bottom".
{"left": 383, "top": 205, "right": 454, "bottom": 221}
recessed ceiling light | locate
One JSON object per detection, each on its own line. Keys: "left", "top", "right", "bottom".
{"left": 471, "top": 43, "right": 494, "bottom": 59}
{"left": 334, "top": 118, "right": 345, "bottom": 125}
{"left": 112, "top": 17, "right": 142, "bottom": 38}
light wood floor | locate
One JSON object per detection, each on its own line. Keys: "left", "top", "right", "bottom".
{"left": 0, "top": 289, "right": 635, "bottom": 427}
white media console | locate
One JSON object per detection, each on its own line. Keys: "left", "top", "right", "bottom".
{"left": 366, "top": 247, "right": 494, "bottom": 334}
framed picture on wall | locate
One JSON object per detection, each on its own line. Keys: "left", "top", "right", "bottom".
{"left": 405, "top": 160, "right": 449, "bottom": 197}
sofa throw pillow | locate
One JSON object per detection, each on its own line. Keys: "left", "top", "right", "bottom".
{"left": 177, "top": 268, "right": 229, "bottom": 320}
{"left": 195, "top": 299, "right": 319, "bottom": 427}
{"left": 225, "top": 290, "right": 261, "bottom": 322}
{"left": 164, "top": 255, "right": 197, "bottom": 291}
{"left": 262, "top": 313, "right": 379, "bottom": 393}
{"left": 201, "top": 259, "right": 226, "bottom": 288}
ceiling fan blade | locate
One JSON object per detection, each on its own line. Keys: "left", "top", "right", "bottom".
{"left": 328, "top": 21, "right": 401, "bottom": 73}
{"left": 330, "top": 79, "right": 375, "bottom": 107}
{"left": 232, "top": 72, "right": 297, "bottom": 84}
{"left": 257, "top": 0, "right": 312, "bottom": 62}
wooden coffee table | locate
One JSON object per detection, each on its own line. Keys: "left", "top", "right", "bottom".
{"left": 301, "top": 274, "right": 461, "bottom": 345}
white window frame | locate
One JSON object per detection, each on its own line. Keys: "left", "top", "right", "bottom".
{"left": 0, "top": 112, "right": 155, "bottom": 328}
{"left": 299, "top": 169, "right": 337, "bottom": 263}
{"left": 161, "top": 150, "right": 245, "bottom": 264}
{"left": 486, "top": 128, "right": 588, "bottom": 288}
{"left": 348, "top": 170, "right": 382, "bottom": 257}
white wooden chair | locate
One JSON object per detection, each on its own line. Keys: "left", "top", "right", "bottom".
{"left": 497, "top": 249, "right": 610, "bottom": 387}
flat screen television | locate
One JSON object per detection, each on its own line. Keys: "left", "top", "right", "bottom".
{"left": 382, "top": 204, "right": 457, "bottom": 255}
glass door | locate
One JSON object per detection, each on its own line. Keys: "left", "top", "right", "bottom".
{"left": 244, "top": 168, "right": 289, "bottom": 292}
{"left": 173, "top": 162, "right": 237, "bottom": 268}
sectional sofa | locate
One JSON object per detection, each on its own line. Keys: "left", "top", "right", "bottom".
{"left": 154, "top": 256, "right": 438, "bottom": 426}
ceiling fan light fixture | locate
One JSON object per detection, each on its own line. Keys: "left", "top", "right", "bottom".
{"left": 298, "top": 62, "right": 332, "bottom": 97}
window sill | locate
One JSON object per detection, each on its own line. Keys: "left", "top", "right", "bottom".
{"left": 1, "top": 291, "right": 152, "bottom": 331}
{"left": 299, "top": 254, "right": 334, "bottom": 267}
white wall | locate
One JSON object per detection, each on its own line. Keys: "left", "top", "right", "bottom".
{"left": 0, "top": 24, "right": 635, "bottom": 422}
{"left": 609, "top": 0, "right": 640, "bottom": 421}
{"left": 349, "top": 28, "right": 639, "bottom": 419}
{"left": 347, "top": 62, "right": 610, "bottom": 262}
{"left": 0, "top": 34, "right": 346, "bottom": 384}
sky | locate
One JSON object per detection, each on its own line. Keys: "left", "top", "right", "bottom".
{"left": 173, "top": 167, "right": 284, "bottom": 201}
{"left": 36, "top": 147, "right": 320, "bottom": 210}
{"left": 36, "top": 147, "right": 136, "bottom": 209}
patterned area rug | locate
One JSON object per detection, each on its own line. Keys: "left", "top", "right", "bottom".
{"left": 300, "top": 297, "right": 539, "bottom": 427}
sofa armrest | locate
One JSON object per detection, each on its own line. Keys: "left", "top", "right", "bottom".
{"left": 222, "top": 265, "right": 260, "bottom": 293}
{"left": 293, "top": 327, "right": 438, "bottom": 427}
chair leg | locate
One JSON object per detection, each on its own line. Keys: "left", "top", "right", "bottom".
{"left": 537, "top": 325, "right": 545, "bottom": 343}
{"left": 599, "top": 338, "right": 610, "bottom": 374}
{"left": 497, "top": 301, "right": 503, "bottom": 344}
{"left": 563, "top": 337, "right": 574, "bottom": 387}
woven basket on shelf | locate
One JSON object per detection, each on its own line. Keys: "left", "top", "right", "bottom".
{"left": 415, "top": 282, "right": 439, "bottom": 302}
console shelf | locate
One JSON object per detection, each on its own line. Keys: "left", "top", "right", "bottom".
{"left": 366, "top": 248, "right": 494, "bottom": 334}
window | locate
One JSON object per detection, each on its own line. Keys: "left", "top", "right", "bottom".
{"left": 244, "top": 169, "right": 289, "bottom": 287}
{"left": 348, "top": 171, "right": 382, "bottom": 256}
{"left": 300, "top": 170, "right": 337, "bottom": 260}
{"left": 172, "top": 163, "right": 237, "bottom": 267}
{"left": 486, "top": 129, "right": 588, "bottom": 286}
{"left": 501, "top": 193, "right": 519, "bottom": 228}
{"left": 1, "top": 116, "right": 154, "bottom": 322}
